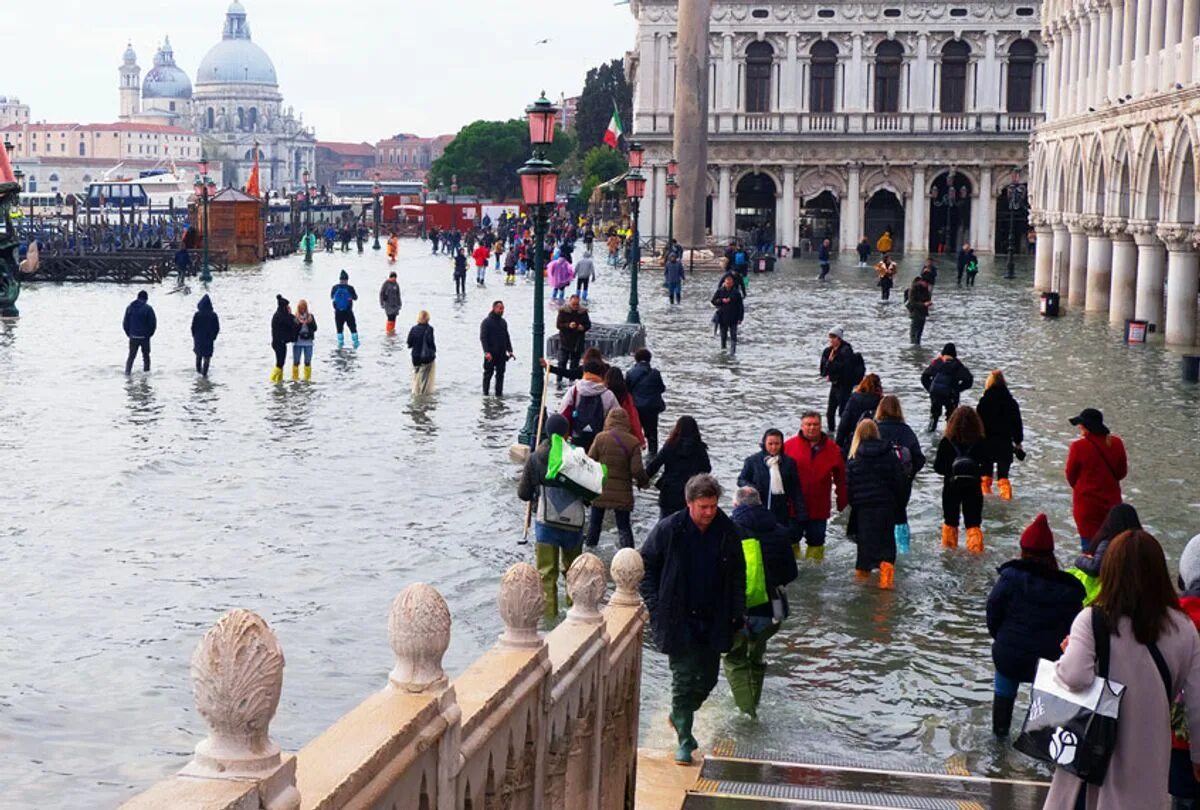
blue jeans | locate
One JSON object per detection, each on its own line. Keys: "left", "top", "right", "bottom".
{"left": 667, "top": 281, "right": 682, "bottom": 303}
{"left": 798, "top": 519, "right": 828, "bottom": 547}
{"left": 292, "top": 343, "right": 313, "bottom": 365}
{"left": 994, "top": 671, "right": 1020, "bottom": 698}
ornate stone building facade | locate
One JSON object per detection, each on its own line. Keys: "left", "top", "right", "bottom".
{"left": 1029, "top": 0, "right": 1200, "bottom": 346}
{"left": 628, "top": 0, "right": 1046, "bottom": 254}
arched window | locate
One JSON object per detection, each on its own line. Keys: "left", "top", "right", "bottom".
{"left": 1006, "top": 39, "right": 1038, "bottom": 113}
{"left": 940, "top": 40, "right": 971, "bottom": 113}
{"left": 206, "top": 107, "right": 214, "bottom": 129}
{"left": 78, "top": 141, "right": 86, "bottom": 156}
{"left": 27, "top": 175, "right": 37, "bottom": 192}
{"left": 874, "top": 40, "right": 904, "bottom": 113}
{"left": 810, "top": 40, "right": 839, "bottom": 113}
{"left": 237, "top": 107, "right": 245, "bottom": 129}
{"left": 248, "top": 108, "right": 258, "bottom": 130}
{"left": 745, "top": 42, "right": 775, "bottom": 113}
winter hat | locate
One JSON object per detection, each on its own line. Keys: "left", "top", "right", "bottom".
{"left": 1020, "top": 513, "right": 1055, "bottom": 553}
{"left": 1069, "top": 408, "right": 1109, "bottom": 436}
{"left": 137, "top": 290, "right": 148, "bottom": 301}
{"left": 339, "top": 270, "right": 349, "bottom": 281}
{"left": 1180, "top": 534, "right": 1200, "bottom": 590}
{"left": 828, "top": 327, "right": 844, "bottom": 340}
{"left": 545, "top": 413, "right": 570, "bottom": 438}
{"left": 388, "top": 271, "right": 397, "bottom": 278}
{"left": 941, "top": 342, "right": 958, "bottom": 358}
{"left": 276, "top": 294, "right": 289, "bottom": 307}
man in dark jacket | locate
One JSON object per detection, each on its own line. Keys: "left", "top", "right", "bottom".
{"left": 956, "top": 242, "right": 976, "bottom": 286}
{"left": 480, "top": 300, "right": 515, "bottom": 397}
{"left": 711, "top": 274, "right": 744, "bottom": 354}
{"left": 737, "top": 428, "right": 807, "bottom": 533}
{"left": 640, "top": 473, "right": 745, "bottom": 765}
{"left": 122, "top": 289, "right": 157, "bottom": 374}
{"left": 190, "top": 294, "right": 220, "bottom": 377}
{"left": 725, "top": 486, "right": 798, "bottom": 718}
{"left": 626, "top": 348, "right": 666, "bottom": 454}
{"left": 554, "top": 295, "right": 591, "bottom": 387}
{"left": 819, "top": 327, "right": 859, "bottom": 433}
{"left": 920, "top": 342, "right": 974, "bottom": 431}
{"left": 330, "top": 269, "right": 359, "bottom": 349}
{"left": 906, "top": 273, "right": 932, "bottom": 345}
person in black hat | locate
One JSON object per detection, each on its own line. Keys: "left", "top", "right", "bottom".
{"left": 1065, "top": 408, "right": 1128, "bottom": 549}
{"left": 920, "top": 343, "right": 974, "bottom": 432}
{"left": 269, "top": 294, "right": 294, "bottom": 383}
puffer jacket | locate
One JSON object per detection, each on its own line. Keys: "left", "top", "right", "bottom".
{"left": 190, "top": 294, "right": 220, "bottom": 356}
{"left": 730, "top": 503, "right": 798, "bottom": 619}
{"left": 986, "top": 559, "right": 1085, "bottom": 681}
{"left": 379, "top": 279, "right": 402, "bottom": 316}
{"left": 646, "top": 436, "right": 711, "bottom": 515}
{"left": 587, "top": 408, "right": 649, "bottom": 510}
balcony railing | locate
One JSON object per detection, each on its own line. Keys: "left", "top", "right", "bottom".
{"left": 634, "top": 110, "right": 1043, "bottom": 137}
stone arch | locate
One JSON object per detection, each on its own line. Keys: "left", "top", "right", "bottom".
{"left": 1084, "top": 136, "right": 1106, "bottom": 214}
{"left": 733, "top": 167, "right": 783, "bottom": 193}
{"left": 1133, "top": 124, "right": 1165, "bottom": 220}
{"left": 1164, "top": 119, "right": 1198, "bottom": 224}
{"left": 798, "top": 166, "right": 847, "bottom": 199}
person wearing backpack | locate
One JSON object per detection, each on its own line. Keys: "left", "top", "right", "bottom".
{"left": 820, "top": 327, "right": 862, "bottom": 433}
{"left": 1065, "top": 408, "right": 1128, "bottom": 550}
{"left": 906, "top": 272, "right": 933, "bottom": 345}
{"left": 977, "top": 370, "right": 1024, "bottom": 501}
{"left": 627, "top": 348, "right": 667, "bottom": 454}
{"left": 405, "top": 310, "right": 437, "bottom": 395}
{"left": 836, "top": 373, "right": 884, "bottom": 459}
{"left": 985, "top": 513, "right": 1085, "bottom": 738}
{"left": 933, "top": 405, "right": 990, "bottom": 552}
{"left": 517, "top": 413, "right": 585, "bottom": 621}
{"left": 291, "top": 299, "right": 317, "bottom": 381}
{"left": 557, "top": 358, "right": 619, "bottom": 451}
{"left": 585, "top": 408, "right": 649, "bottom": 549}
{"left": 846, "top": 419, "right": 907, "bottom": 589}
{"left": 330, "top": 270, "right": 360, "bottom": 349}
{"left": 1042, "top": 530, "right": 1200, "bottom": 810}
{"left": 920, "top": 342, "right": 973, "bottom": 432}
{"left": 874, "top": 395, "right": 925, "bottom": 553}
{"left": 956, "top": 242, "right": 976, "bottom": 286}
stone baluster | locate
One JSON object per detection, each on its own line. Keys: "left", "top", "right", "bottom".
{"left": 498, "top": 562, "right": 546, "bottom": 649}
{"left": 566, "top": 553, "right": 608, "bottom": 624}
{"left": 1105, "top": 217, "right": 1138, "bottom": 324}
{"left": 184, "top": 609, "right": 300, "bottom": 809}
{"left": 1158, "top": 223, "right": 1200, "bottom": 345}
{"left": 609, "top": 547, "right": 646, "bottom": 608}
{"left": 1082, "top": 214, "right": 1111, "bottom": 312}
{"left": 1130, "top": 219, "right": 1166, "bottom": 330}
{"left": 388, "top": 583, "right": 451, "bottom": 693}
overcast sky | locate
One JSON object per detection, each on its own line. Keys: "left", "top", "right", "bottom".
{"left": 4, "top": 0, "right": 637, "bottom": 142}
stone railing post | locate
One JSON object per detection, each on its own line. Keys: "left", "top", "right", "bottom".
{"left": 599, "top": 549, "right": 646, "bottom": 810}
{"left": 184, "top": 609, "right": 300, "bottom": 809}
{"left": 498, "top": 562, "right": 546, "bottom": 649}
{"left": 566, "top": 553, "right": 607, "bottom": 625}
{"left": 388, "top": 583, "right": 451, "bottom": 693}
{"left": 608, "top": 547, "right": 645, "bottom": 608}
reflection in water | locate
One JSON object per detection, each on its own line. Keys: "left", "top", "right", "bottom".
{"left": 124, "top": 377, "right": 161, "bottom": 429}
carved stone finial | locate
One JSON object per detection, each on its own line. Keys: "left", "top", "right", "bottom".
{"left": 388, "top": 583, "right": 451, "bottom": 693}
{"left": 565, "top": 554, "right": 607, "bottom": 624}
{"left": 187, "top": 609, "right": 285, "bottom": 777}
{"left": 498, "top": 563, "right": 544, "bottom": 648}
{"left": 609, "top": 548, "right": 645, "bottom": 607}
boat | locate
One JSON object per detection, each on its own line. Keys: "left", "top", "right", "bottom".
{"left": 85, "top": 160, "right": 195, "bottom": 216}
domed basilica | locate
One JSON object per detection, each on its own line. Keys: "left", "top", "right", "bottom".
{"left": 118, "top": 1, "right": 316, "bottom": 191}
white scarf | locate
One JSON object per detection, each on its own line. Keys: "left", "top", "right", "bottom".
{"left": 765, "top": 455, "right": 785, "bottom": 495}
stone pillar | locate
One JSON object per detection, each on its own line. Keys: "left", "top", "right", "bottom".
{"left": 975, "top": 168, "right": 994, "bottom": 253}
{"left": 845, "top": 163, "right": 862, "bottom": 252}
{"left": 1165, "top": 0, "right": 1183, "bottom": 92}
{"left": 1084, "top": 216, "right": 1112, "bottom": 312}
{"left": 1066, "top": 215, "right": 1088, "bottom": 305}
{"left": 784, "top": 33, "right": 798, "bottom": 113}
{"left": 1046, "top": 32, "right": 1060, "bottom": 117}
{"left": 1181, "top": 0, "right": 1199, "bottom": 87}
{"left": 916, "top": 34, "right": 930, "bottom": 112}
{"left": 1086, "top": 11, "right": 1100, "bottom": 108}
{"left": 1032, "top": 212, "right": 1055, "bottom": 290}
{"left": 1131, "top": 219, "right": 1166, "bottom": 329}
{"left": 720, "top": 34, "right": 734, "bottom": 112}
{"left": 1051, "top": 216, "right": 1071, "bottom": 293}
{"left": 1135, "top": 0, "right": 1152, "bottom": 95}
{"left": 910, "top": 164, "right": 928, "bottom": 254}
{"left": 1149, "top": 0, "right": 1167, "bottom": 95}
{"left": 651, "top": 165, "right": 668, "bottom": 246}
{"left": 1062, "top": 24, "right": 1076, "bottom": 113}
{"left": 672, "top": 0, "right": 712, "bottom": 247}
{"left": 850, "top": 34, "right": 865, "bottom": 112}
{"left": 1107, "top": 218, "right": 1138, "bottom": 324}
{"left": 1159, "top": 223, "right": 1200, "bottom": 345}
{"left": 1121, "top": 0, "right": 1138, "bottom": 97}
{"left": 1097, "top": 6, "right": 1113, "bottom": 102}
{"left": 781, "top": 167, "right": 796, "bottom": 249}
{"left": 716, "top": 165, "right": 732, "bottom": 241}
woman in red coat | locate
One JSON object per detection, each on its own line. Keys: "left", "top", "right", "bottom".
{"left": 1064, "top": 408, "right": 1128, "bottom": 549}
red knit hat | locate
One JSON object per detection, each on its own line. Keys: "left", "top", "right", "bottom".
{"left": 1020, "top": 513, "right": 1055, "bottom": 552}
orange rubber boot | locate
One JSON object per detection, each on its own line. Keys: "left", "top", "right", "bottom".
{"left": 386, "top": 320, "right": 395, "bottom": 335}
{"left": 854, "top": 569, "right": 870, "bottom": 582}
{"left": 998, "top": 479, "right": 1013, "bottom": 501}
{"left": 941, "top": 524, "right": 959, "bottom": 549}
{"left": 981, "top": 476, "right": 994, "bottom": 496}
{"left": 879, "top": 562, "right": 895, "bottom": 590}
{"left": 966, "top": 527, "right": 985, "bottom": 553}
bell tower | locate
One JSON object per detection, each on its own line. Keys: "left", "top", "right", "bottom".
{"left": 119, "top": 43, "right": 140, "bottom": 120}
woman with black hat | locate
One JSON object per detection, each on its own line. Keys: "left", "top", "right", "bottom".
{"left": 269, "top": 294, "right": 294, "bottom": 383}
{"left": 1065, "top": 408, "right": 1128, "bottom": 550}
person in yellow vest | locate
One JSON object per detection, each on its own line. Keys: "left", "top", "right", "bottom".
{"left": 876, "top": 226, "right": 894, "bottom": 254}
{"left": 724, "top": 486, "right": 799, "bottom": 718}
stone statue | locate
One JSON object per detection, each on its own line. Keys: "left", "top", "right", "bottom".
{"left": 0, "top": 181, "right": 22, "bottom": 317}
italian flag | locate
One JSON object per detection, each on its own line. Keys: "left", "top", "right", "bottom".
{"left": 603, "top": 105, "right": 624, "bottom": 149}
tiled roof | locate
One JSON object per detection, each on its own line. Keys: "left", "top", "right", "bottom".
{"left": 1, "top": 122, "right": 196, "bottom": 135}
{"left": 317, "top": 140, "right": 376, "bottom": 157}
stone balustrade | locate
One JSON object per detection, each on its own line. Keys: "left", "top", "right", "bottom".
{"left": 121, "top": 549, "right": 647, "bottom": 810}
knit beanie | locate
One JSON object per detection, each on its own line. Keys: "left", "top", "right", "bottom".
{"left": 1180, "top": 534, "right": 1200, "bottom": 589}
{"left": 276, "top": 294, "right": 289, "bottom": 307}
{"left": 545, "top": 413, "right": 570, "bottom": 438}
{"left": 339, "top": 270, "right": 349, "bottom": 281}
{"left": 942, "top": 342, "right": 957, "bottom": 358}
{"left": 1020, "top": 513, "right": 1054, "bottom": 553}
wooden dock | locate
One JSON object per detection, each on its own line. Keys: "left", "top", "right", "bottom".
{"left": 24, "top": 251, "right": 230, "bottom": 284}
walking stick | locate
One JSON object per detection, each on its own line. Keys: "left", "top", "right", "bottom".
{"left": 521, "top": 365, "right": 553, "bottom": 544}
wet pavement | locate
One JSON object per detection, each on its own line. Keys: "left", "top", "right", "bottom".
{"left": 1, "top": 240, "right": 1198, "bottom": 806}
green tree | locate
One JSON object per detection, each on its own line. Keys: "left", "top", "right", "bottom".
{"left": 577, "top": 146, "right": 628, "bottom": 206}
{"left": 428, "top": 120, "right": 575, "bottom": 200}
{"left": 574, "top": 59, "right": 633, "bottom": 154}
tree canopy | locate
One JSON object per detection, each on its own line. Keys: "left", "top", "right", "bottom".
{"left": 574, "top": 60, "right": 633, "bottom": 154}
{"left": 428, "top": 120, "right": 575, "bottom": 200}
{"left": 577, "top": 146, "right": 628, "bottom": 205}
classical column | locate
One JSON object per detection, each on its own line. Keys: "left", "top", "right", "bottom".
{"left": 1032, "top": 212, "right": 1055, "bottom": 290}
{"left": 781, "top": 167, "right": 796, "bottom": 248}
{"left": 1130, "top": 219, "right": 1166, "bottom": 329}
{"left": 784, "top": 34, "right": 798, "bottom": 112}
{"left": 983, "top": 33, "right": 998, "bottom": 111}
{"left": 1064, "top": 215, "right": 1088, "bottom": 305}
{"left": 975, "top": 168, "right": 994, "bottom": 252}
{"left": 1097, "top": 6, "right": 1113, "bottom": 102}
{"left": 850, "top": 34, "right": 865, "bottom": 112}
{"left": 1086, "top": 10, "right": 1100, "bottom": 107}
{"left": 1051, "top": 215, "right": 1071, "bottom": 293}
{"left": 1181, "top": 0, "right": 1198, "bottom": 87}
{"left": 716, "top": 165, "right": 732, "bottom": 241}
{"left": 652, "top": 165, "right": 668, "bottom": 245}
{"left": 1165, "top": 0, "right": 1183, "bottom": 92}
{"left": 1069, "top": 19, "right": 1082, "bottom": 112}
{"left": 845, "top": 163, "right": 862, "bottom": 251}
{"left": 1106, "top": 217, "right": 1138, "bottom": 323}
{"left": 1134, "top": 0, "right": 1152, "bottom": 95}
{"left": 1109, "top": 0, "right": 1124, "bottom": 101}
{"left": 1158, "top": 223, "right": 1200, "bottom": 345}
{"left": 672, "top": 0, "right": 712, "bottom": 247}
{"left": 1121, "top": 0, "right": 1138, "bottom": 97}
{"left": 910, "top": 164, "right": 928, "bottom": 254}
{"left": 1046, "top": 31, "right": 1061, "bottom": 118}
{"left": 1149, "top": 0, "right": 1167, "bottom": 95}
{"left": 1083, "top": 215, "right": 1112, "bottom": 312}
{"left": 916, "top": 34, "right": 930, "bottom": 112}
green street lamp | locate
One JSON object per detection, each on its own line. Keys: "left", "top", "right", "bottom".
{"left": 194, "top": 153, "right": 214, "bottom": 283}
{"left": 372, "top": 173, "right": 382, "bottom": 250}
{"left": 517, "top": 92, "right": 561, "bottom": 448}
{"left": 625, "top": 141, "right": 646, "bottom": 325}
{"left": 302, "top": 168, "right": 313, "bottom": 264}
{"left": 665, "top": 159, "right": 679, "bottom": 253}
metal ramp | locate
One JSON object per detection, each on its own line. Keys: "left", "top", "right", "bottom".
{"left": 682, "top": 743, "right": 1050, "bottom": 810}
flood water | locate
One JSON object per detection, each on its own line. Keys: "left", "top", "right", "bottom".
{"left": 2, "top": 241, "right": 1198, "bottom": 807}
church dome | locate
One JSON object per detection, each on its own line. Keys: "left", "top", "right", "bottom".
{"left": 195, "top": 2, "right": 278, "bottom": 87}
{"left": 122, "top": 43, "right": 137, "bottom": 65}
{"left": 142, "top": 37, "right": 192, "bottom": 99}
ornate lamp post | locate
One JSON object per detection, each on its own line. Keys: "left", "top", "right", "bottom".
{"left": 450, "top": 174, "right": 459, "bottom": 233}
{"left": 1006, "top": 168, "right": 1025, "bottom": 279}
{"left": 372, "top": 173, "right": 382, "bottom": 250}
{"left": 302, "top": 168, "right": 313, "bottom": 264}
{"left": 930, "top": 167, "right": 960, "bottom": 254}
{"left": 625, "top": 141, "right": 646, "bottom": 325}
{"left": 517, "top": 92, "right": 560, "bottom": 447}
{"left": 193, "top": 154, "right": 214, "bottom": 283}
{"left": 665, "top": 158, "right": 679, "bottom": 253}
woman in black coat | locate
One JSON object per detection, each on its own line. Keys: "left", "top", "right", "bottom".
{"left": 645, "top": 416, "right": 712, "bottom": 518}
{"left": 711, "top": 275, "right": 745, "bottom": 353}
{"left": 190, "top": 294, "right": 220, "bottom": 377}
{"left": 835, "top": 373, "right": 883, "bottom": 456}
{"left": 873, "top": 395, "right": 926, "bottom": 551}
{"left": 975, "top": 369, "right": 1024, "bottom": 501}
{"left": 933, "top": 405, "right": 990, "bottom": 553}
{"left": 269, "top": 294, "right": 295, "bottom": 383}
{"left": 845, "top": 419, "right": 906, "bottom": 589}
{"left": 737, "top": 428, "right": 807, "bottom": 530}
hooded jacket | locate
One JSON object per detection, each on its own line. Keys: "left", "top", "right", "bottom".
{"left": 626, "top": 361, "right": 666, "bottom": 413}
{"left": 558, "top": 379, "right": 619, "bottom": 436}
{"left": 379, "top": 279, "right": 402, "bottom": 316}
{"left": 986, "top": 559, "right": 1085, "bottom": 681}
{"left": 190, "top": 295, "right": 220, "bottom": 356}
{"left": 977, "top": 385, "right": 1024, "bottom": 448}
{"left": 730, "top": 503, "right": 799, "bottom": 619}
{"left": 586, "top": 408, "right": 649, "bottom": 511}
{"left": 548, "top": 256, "right": 574, "bottom": 287}
{"left": 122, "top": 297, "right": 157, "bottom": 339}
{"left": 271, "top": 301, "right": 295, "bottom": 345}
{"left": 783, "top": 433, "right": 847, "bottom": 521}
{"left": 921, "top": 356, "right": 973, "bottom": 400}
{"left": 646, "top": 436, "right": 711, "bottom": 515}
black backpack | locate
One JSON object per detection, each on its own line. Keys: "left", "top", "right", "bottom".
{"left": 848, "top": 352, "right": 866, "bottom": 387}
{"left": 950, "top": 442, "right": 980, "bottom": 482}
{"left": 571, "top": 393, "right": 606, "bottom": 444}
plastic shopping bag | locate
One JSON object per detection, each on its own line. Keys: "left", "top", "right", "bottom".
{"left": 546, "top": 434, "right": 606, "bottom": 501}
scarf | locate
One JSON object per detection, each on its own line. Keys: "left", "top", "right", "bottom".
{"left": 765, "top": 454, "right": 785, "bottom": 495}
